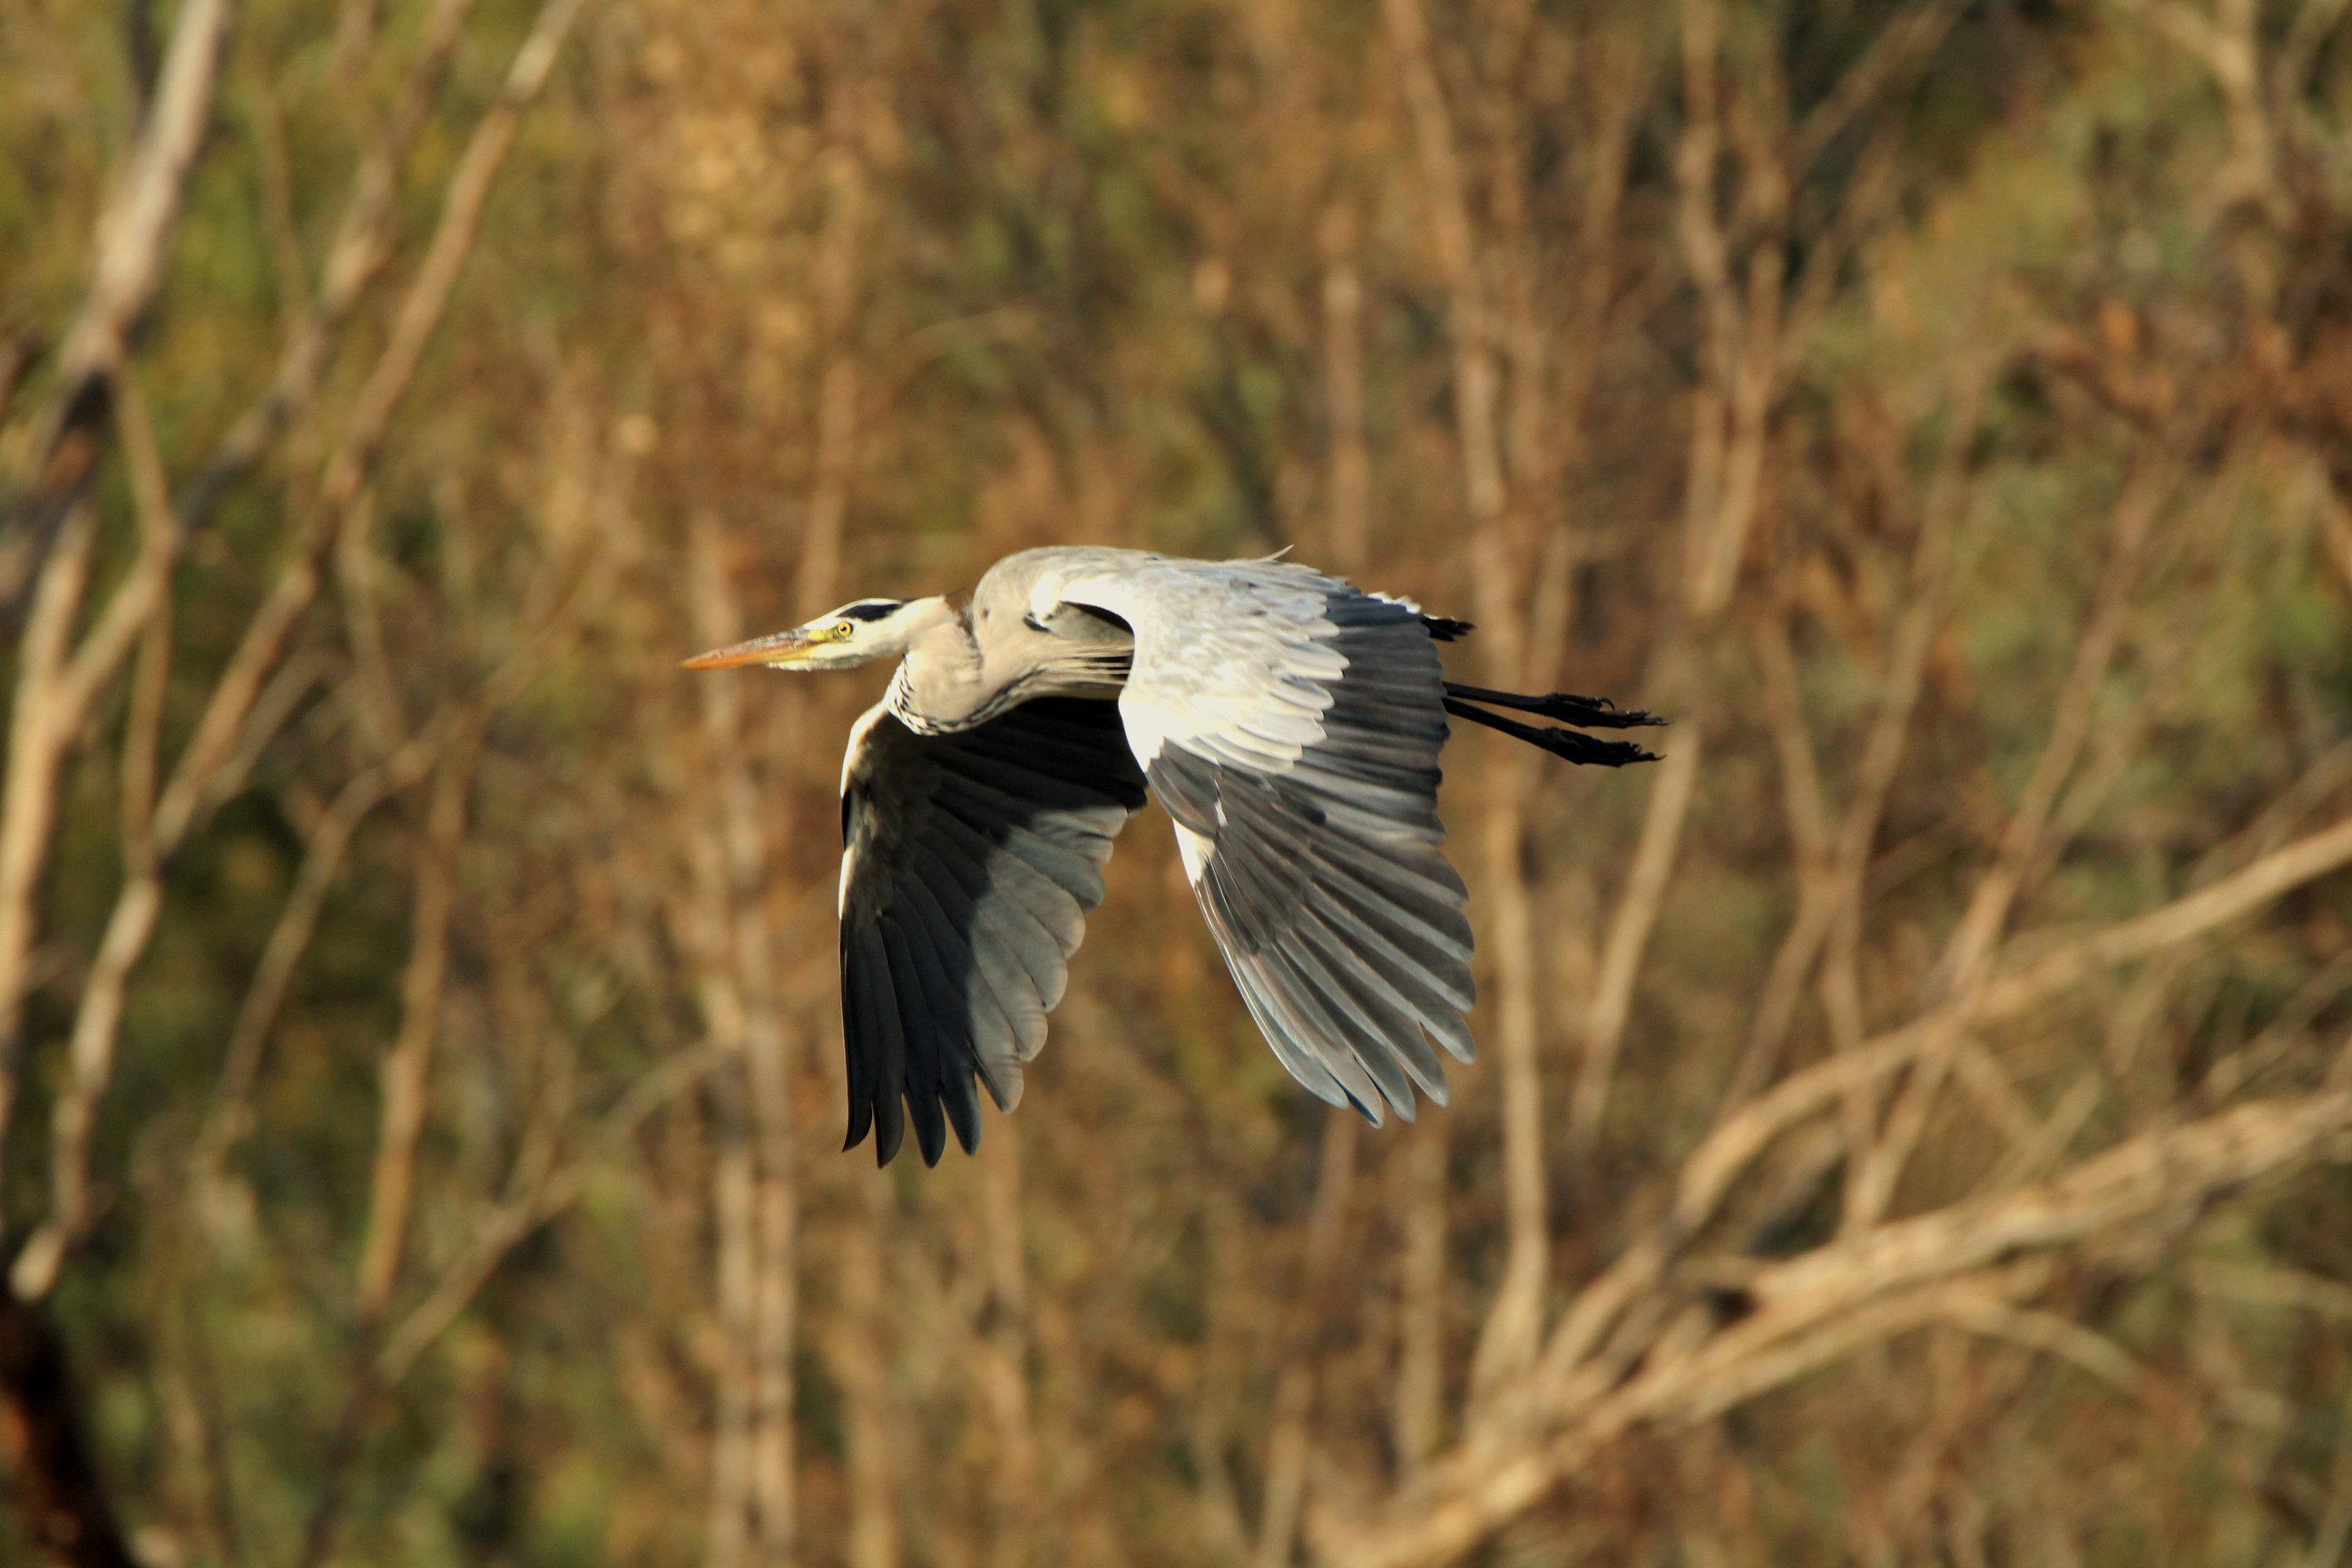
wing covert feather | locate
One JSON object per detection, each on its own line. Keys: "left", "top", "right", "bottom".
{"left": 1046, "top": 559, "right": 1478, "bottom": 1121}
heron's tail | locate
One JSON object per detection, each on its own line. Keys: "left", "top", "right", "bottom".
{"left": 1441, "top": 682, "right": 1665, "bottom": 767}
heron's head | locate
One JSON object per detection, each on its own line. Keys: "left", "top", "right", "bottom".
{"left": 682, "top": 597, "right": 939, "bottom": 673}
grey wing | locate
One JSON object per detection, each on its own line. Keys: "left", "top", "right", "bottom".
{"left": 1050, "top": 561, "right": 1476, "bottom": 1122}
{"left": 838, "top": 696, "right": 1148, "bottom": 1166}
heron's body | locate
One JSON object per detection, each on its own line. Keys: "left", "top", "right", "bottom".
{"left": 686, "top": 546, "right": 1661, "bottom": 1166}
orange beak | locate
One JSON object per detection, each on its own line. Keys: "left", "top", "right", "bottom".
{"left": 681, "top": 627, "right": 820, "bottom": 671}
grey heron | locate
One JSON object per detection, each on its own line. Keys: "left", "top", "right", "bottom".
{"left": 684, "top": 547, "right": 1661, "bottom": 1166}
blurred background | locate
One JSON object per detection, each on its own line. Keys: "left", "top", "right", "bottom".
{"left": 5, "top": 0, "right": 2352, "bottom": 1563}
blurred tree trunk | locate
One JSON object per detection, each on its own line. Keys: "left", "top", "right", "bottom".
{"left": 1379, "top": 0, "right": 1545, "bottom": 1411}
{"left": 0, "top": 1288, "right": 136, "bottom": 1568}
{"left": 977, "top": 1132, "right": 1042, "bottom": 1568}
{"left": 690, "top": 510, "right": 799, "bottom": 1567}
{"left": 833, "top": 1184, "right": 903, "bottom": 1568}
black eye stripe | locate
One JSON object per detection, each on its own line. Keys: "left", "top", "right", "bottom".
{"left": 838, "top": 601, "right": 901, "bottom": 622}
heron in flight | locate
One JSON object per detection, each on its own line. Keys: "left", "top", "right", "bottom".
{"left": 684, "top": 547, "right": 1661, "bottom": 1166}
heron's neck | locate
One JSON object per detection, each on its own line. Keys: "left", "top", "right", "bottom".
{"left": 884, "top": 595, "right": 1131, "bottom": 735}
{"left": 885, "top": 599, "right": 990, "bottom": 733}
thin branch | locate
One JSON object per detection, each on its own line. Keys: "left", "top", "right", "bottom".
{"left": 11, "top": 375, "right": 185, "bottom": 1301}
{"left": 1786, "top": 0, "right": 1972, "bottom": 174}
{"left": 5, "top": 0, "right": 593, "bottom": 1293}
{"left": 191, "top": 727, "right": 446, "bottom": 1188}
{"left": 373, "top": 1044, "right": 728, "bottom": 1386}
{"left": 0, "top": 505, "right": 99, "bottom": 1171}
{"left": 176, "top": 0, "right": 480, "bottom": 535}
{"left": 351, "top": 741, "right": 475, "bottom": 1328}
{"left": 1675, "top": 809, "right": 2352, "bottom": 1237}
{"left": 0, "top": 0, "right": 231, "bottom": 614}
{"left": 1570, "top": 733, "right": 1703, "bottom": 1148}
{"left": 1497, "top": 803, "right": 2352, "bottom": 1448}
{"left": 1312, "top": 1088, "right": 2352, "bottom": 1568}
{"left": 1842, "top": 462, "right": 2166, "bottom": 1231}
{"left": 1722, "top": 369, "right": 1985, "bottom": 1110}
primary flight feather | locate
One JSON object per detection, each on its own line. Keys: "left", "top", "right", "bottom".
{"left": 683, "top": 547, "right": 1661, "bottom": 1167}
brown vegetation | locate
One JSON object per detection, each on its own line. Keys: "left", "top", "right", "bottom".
{"left": 5, "top": 0, "right": 2352, "bottom": 1563}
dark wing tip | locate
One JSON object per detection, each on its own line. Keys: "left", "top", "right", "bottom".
{"left": 873, "top": 1106, "right": 906, "bottom": 1167}
{"left": 913, "top": 1096, "right": 948, "bottom": 1167}
{"left": 856, "top": 1085, "right": 978, "bottom": 1168}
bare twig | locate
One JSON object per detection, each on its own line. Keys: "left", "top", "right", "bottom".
{"left": 1570, "top": 734, "right": 1702, "bottom": 1144}
{"left": 176, "top": 0, "right": 480, "bottom": 535}
{"left": 374, "top": 1044, "right": 728, "bottom": 1386}
{"left": 2103, "top": 0, "right": 2278, "bottom": 211}
{"left": 12, "top": 377, "right": 184, "bottom": 1301}
{"left": 0, "top": 505, "right": 99, "bottom": 1169}
{"left": 1842, "top": 465, "right": 2166, "bottom": 1230}
{"left": 1566, "top": 0, "right": 1793, "bottom": 1151}
{"left": 0, "top": 0, "right": 231, "bottom": 613}
{"left": 1787, "top": 0, "right": 1973, "bottom": 173}
{"left": 1721, "top": 370, "right": 1985, "bottom": 1110}
{"left": 1312, "top": 1088, "right": 2352, "bottom": 1568}
{"left": 4, "top": 0, "right": 589, "bottom": 1305}
{"left": 192, "top": 727, "right": 448, "bottom": 1186}
{"left": 351, "top": 742, "right": 475, "bottom": 1328}
{"left": 1674, "top": 810, "right": 2352, "bottom": 1238}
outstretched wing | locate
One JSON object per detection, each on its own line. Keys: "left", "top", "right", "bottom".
{"left": 1050, "top": 561, "right": 1476, "bottom": 1122}
{"left": 838, "top": 696, "right": 1148, "bottom": 1166}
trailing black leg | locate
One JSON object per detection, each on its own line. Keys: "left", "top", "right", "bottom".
{"left": 1443, "top": 681, "right": 1667, "bottom": 730}
{"left": 1442, "top": 698, "right": 1661, "bottom": 766}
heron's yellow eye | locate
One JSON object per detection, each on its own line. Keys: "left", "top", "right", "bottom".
{"left": 828, "top": 622, "right": 857, "bottom": 642}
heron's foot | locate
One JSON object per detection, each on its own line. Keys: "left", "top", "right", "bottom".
{"left": 1518, "top": 691, "right": 1669, "bottom": 730}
